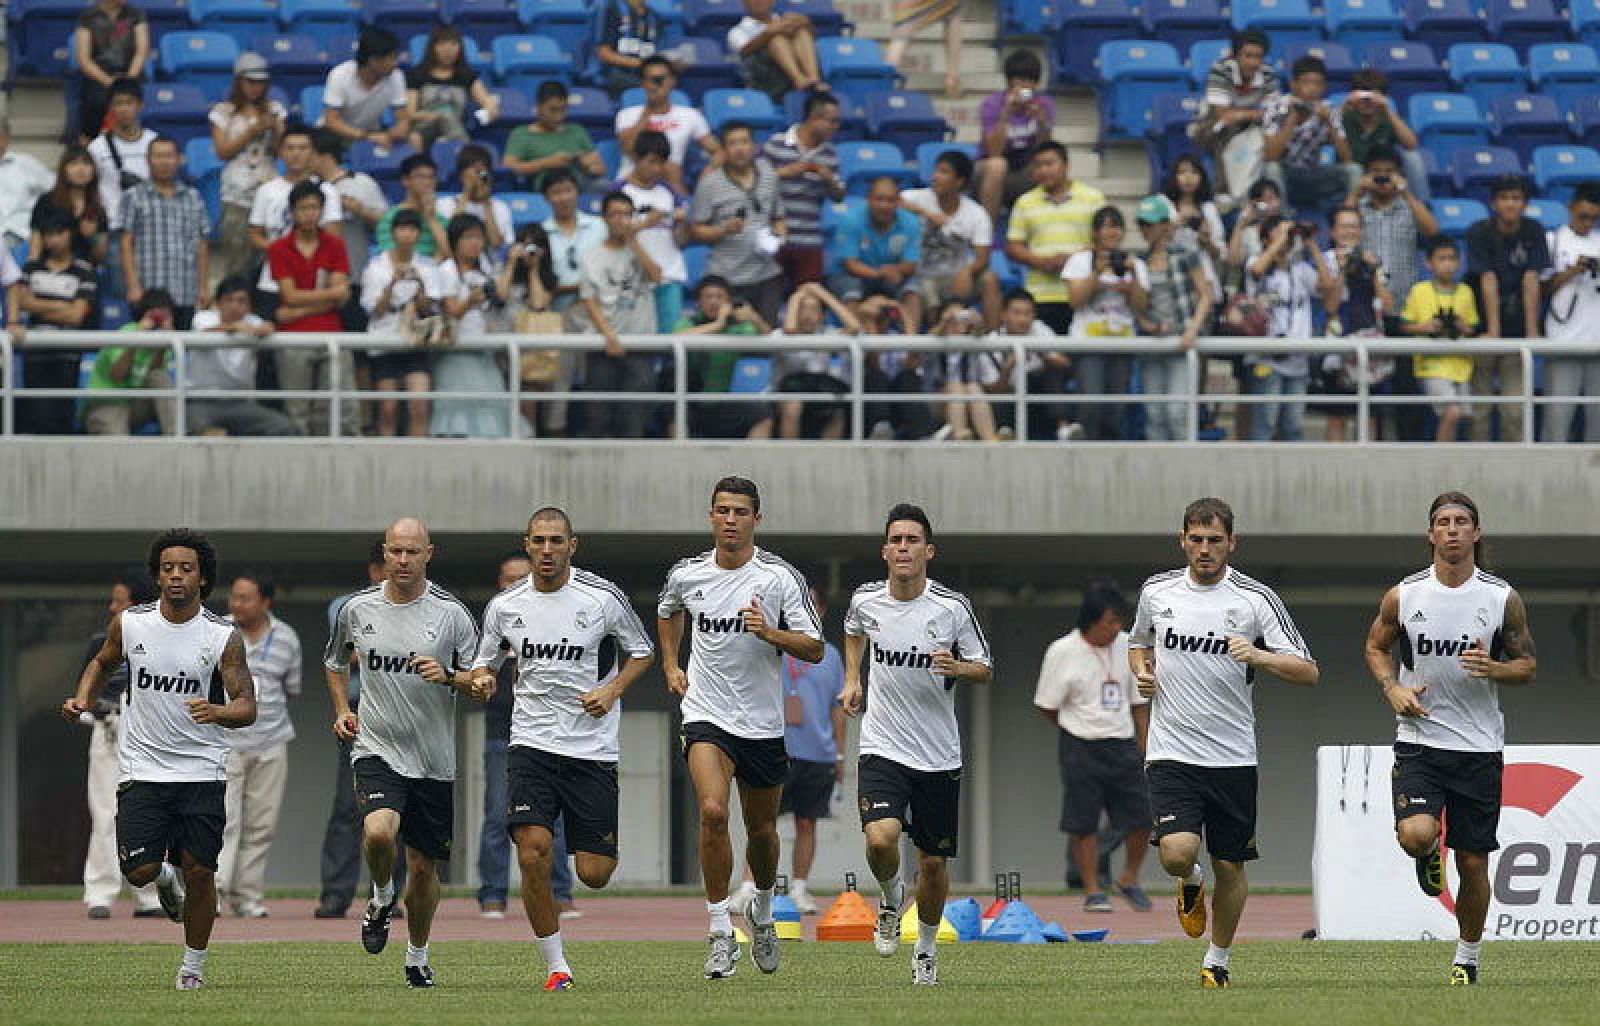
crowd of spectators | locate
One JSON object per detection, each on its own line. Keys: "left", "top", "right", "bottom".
{"left": 3, "top": 9, "right": 1598, "bottom": 442}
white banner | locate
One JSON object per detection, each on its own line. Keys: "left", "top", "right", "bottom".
{"left": 1313, "top": 744, "right": 1600, "bottom": 940}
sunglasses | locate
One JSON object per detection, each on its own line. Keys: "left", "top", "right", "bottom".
{"left": 567, "top": 247, "right": 578, "bottom": 271}
{"left": 645, "top": 75, "right": 670, "bottom": 85}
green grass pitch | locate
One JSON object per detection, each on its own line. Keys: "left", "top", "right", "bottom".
{"left": 2, "top": 940, "right": 1594, "bottom": 1025}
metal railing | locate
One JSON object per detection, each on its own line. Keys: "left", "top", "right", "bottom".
{"left": 2, "top": 331, "right": 1597, "bottom": 442}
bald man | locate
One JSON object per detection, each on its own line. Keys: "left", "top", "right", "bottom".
{"left": 325, "top": 518, "right": 483, "bottom": 988}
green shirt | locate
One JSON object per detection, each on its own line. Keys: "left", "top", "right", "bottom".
{"left": 672, "top": 314, "right": 758, "bottom": 393}
{"left": 506, "top": 123, "right": 596, "bottom": 191}
{"left": 375, "top": 206, "right": 441, "bottom": 257}
{"left": 85, "top": 323, "right": 168, "bottom": 408}
{"left": 1342, "top": 108, "right": 1397, "bottom": 166}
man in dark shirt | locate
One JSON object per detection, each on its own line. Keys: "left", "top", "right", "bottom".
{"left": 11, "top": 208, "right": 98, "bottom": 433}
{"left": 1465, "top": 174, "right": 1549, "bottom": 442}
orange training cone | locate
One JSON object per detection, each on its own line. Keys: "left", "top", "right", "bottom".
{"left": 817, "top": 872, "right": 876, "bottom": 942}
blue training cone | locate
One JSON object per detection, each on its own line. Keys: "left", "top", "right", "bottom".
{"left": 943, "top": 898, "right": 982, "bottom": 942}
{"left": 773, "top": 892, "right": 803, "bottom": 941}
{"left": 1041, "top": 921, "right": 1072, "bottom": 943}
{"left": 979, "top": 900, "right": 1046, "bottom": 942}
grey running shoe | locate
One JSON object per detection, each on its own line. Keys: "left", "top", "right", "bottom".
{"left": 874, "top": 904, "right": 903, "bottom": 957}
{"left": 703, "top": 932, "right": 741, "bottom": 979}
{"left": 175, "top": 970, "right": 203, "bottom": 991}
{"left": 745, "top": 898, "right": 780, "bottom": 974}
{"left": 156, "top": 866, "right": 186, "bottom": 924}
{"left": 912, "top": 953, "right": 939, "bottom": 986}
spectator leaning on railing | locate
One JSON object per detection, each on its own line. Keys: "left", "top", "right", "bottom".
{"left": 432, "top": 213, "right": 516, "bottom": 439}
{"left": 1063, "top": 206, "right": 1148, "bottom": 441}
{"left": 1318, "top": 205, "right": 1394, "bottom": 443}
{"left": 1243, "top": 216, "right": 1340, "bottom": 442}
{"left": 10, "top": 207, "right": 99, "bottom": 434}
{"left": 361, "top": 208, "right": 442, "bottom": 438}
{"left": 1465, "top": 174, "right": 1546, "bottom": 443}
{"left": 675, "top": 273, "right": 774, "bottom": 440}
{"left": 1134, "top": 195, "right": 1213, "bottom": 443}
{"left": 773, "top": 281, "right": 857, "bottom": 440}
{"left": 82, "top": 287, "right": 173, "bottom": 436}
{"left": 928, "top": 298, "right": 1002, "bottom": 442}
{"left": 1192, "top": 29, "right": 1279, "bottom": 209}
{"left": 1540, "top": 181, "right": 1600, "bottom": 445}
{"left": 187, "top": 276, "right": 300, "bottom": 437}
{"left": 983, "top": 288, "right": 1062, "bottom": 441}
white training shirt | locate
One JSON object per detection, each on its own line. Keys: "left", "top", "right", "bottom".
{"left": 1394, "top": 566, "right": 1512, "bottom": 753}
{"left": 1129, "top": 566, "right": 1313, "bottom": 768}
{"left": 657, "top": 547, "right": 822, "bottom": 740}
{"left": 1543, "top": 225, "right": 1600, "bottom": 344}
{"left": 1032, "top": 629, "right": 1145, "bottom": 741}
{"left": 118, "top": 602, "right": 238, "bottom": 783}
{"left": 324, "top": 582, "right": 479, "bottom": 781}
{"left": 474, "top": 568, "right": 655, "bottom": 761}
{"left": 844, "top": 579, "right": 992, "bottom": 773}
{"left": 227, "top": 614, "right": 303, "bottom": 752}
{"left": 360, "top": 250, "right": 443, "bottom": 335}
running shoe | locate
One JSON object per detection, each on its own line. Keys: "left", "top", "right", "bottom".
{"left": 912, "top": 953, "right": 939, "bottom": 986}
{"left": 1416, "top": 845, "right": 1444, "bottom": 898}
{"left": 703, "top": 932, "right": 741, "bottom": 979}
{"left": 362, "top": 898, "right": 398, "bottom": 954}
{"left": 405, "top": 965, "right": 435, "bottom": 988}
{"left": 1084, "top": 893, "right": 1113, "bottom": 913}
{"left": 175, "top": 971, "right": 204, "bottom": 991}
{"left": 1177, "top": 879, "right": 1208, "bottom": 939}
{"left": 745, "top": 897, "right": 780, "bottom": 974}
{"left": 1200, "top": 966, "right": 1230, "bottom": 989}
{"left": 543, "top": 971, "right": 574, "bottom": 991}
{"left": 156, "top": 866, "right": 186, "bottom": 924}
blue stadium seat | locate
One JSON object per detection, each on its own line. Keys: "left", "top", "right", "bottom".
{"left": 1533, "top": 144, "right": 1600, "bottom": 204}
{"left": 594, "top": 138, "right": 620, "bottom": 178}
{"left": 448, "top": 0, "right": 521, "bottom": 50}
{"left": 1431, "top": 197, "right": 1489, "bottom": 239}
{"left": 835, "top": 141, "right": 914, "bottom": 194}
{"left": 159, "top": 32, "right": 242, "bottom": 97}
{"left": 501, "top": 191, "right": 554, "bottom": 227}
{"left": 915, "top": 142, "right": 979, "bottom": 185}
{"left": 1362, "top": 41, "right": 1446, "bottom": 107}
{"left": 1450, "top": 146, "right": 1524, "bottom": 203}
{"left": 493, "top": 35, "right": 571, "bottom": 92}
{"left": 1096, "top": 40, "right": 1187, "bottom": 141}
{"left": 564, "top": 87, "right": 618, "bottom": 141}
{"left": 1486, "top": 0, "right": 1570, "bottom": 62}
{"left": 816, "top": 37, "right": 901, "bottom": 99}
{"left": 475, "top": 88, "right": 534, "bottom": 148}
{"left": 279, "top": 0, "right": 362, "bottom": 35}
{"left": 1408, "top": 93, "right": 1488, "bottom": 165}
{"left": 144, "top": 84, "right": 213, "bottom": 149}
{"left": 1145, "top": 0, "right": 1229, "bottom": 56}
{"left": 863, "top": 91, "right": 950, "bottom": 153}
{"left": 1147, "top": 94, "right": 1204, "bottom": 183}
{"left": 324, "top": 31, "right": 360, "bottom": 64}
{"left": 1283, "top": 41, "right": 1356, "bottom": 92}
{"left": 999, "top": 0, "right": 1061, "bottom": 35}
{"left": 1324, "top": 0, "right": 1403, "bottom": 54}
{"left": 407, "top": 33, "right": 493, "bottom": 80}
{"left": 1418, "top": 147, "right": 1452, "bottom": 198}
{"left": 989, "top": 247, "right": 1022, "bottom": 290}
{"left": 11, "top": 0, "right": 89, "bottom": 77}
{"left": 349, "top": 141, "right": 420, "bottom": 202}
{"left": 516, "top": 0, "right": 591, "bottom": 55}
{"left": 184, "top": 137, "right": 224, "bottom": 230}
{"left": 1232, "top": 0, "right": 1324, "bottom": 51}
{"left": 682, "top": 244, "right": 708, "bottom": 287}
{"left": 1572, "top": 95, "right": 1600, "bottom": 150}
{"left": 300, "top": 85, "right": 326, "bottom": 125}
{"left": 1575, "top": 0, "right": 1600, "bottom": 52}
{"left": 1445, "top": 44, "right": 1526, "bottom": 110}
{"left": 362, "top": 0, "right": 445, "bottom": 41}
{"left": 730, "top": 357, "right": 773, "bottom": 393}
{"left": 1522, "top": 197, "right": 1567, "bottom": 230}
{"left": 1187, "top": 39, "right": 1231, "bottom": 89}
{"left": 783, "top": 91, "right": 867, "bottom": 141}
{"left": 250, "top": 33, "right": 330, "bottom": 99}
{"left": 1052, "top": 0, "right": 1143, "bottom": 87}
{"left": 1488, "top": 94, "right": 1568, "bottom": 165}
{"left": 1527, "top": 44, "right": 1600, "bottom": 112}
{"left": 674, "top": 37, "right": 740, "bottom": 101}
{"left": 776, "top": 0, "right": 846, "bottom": 37}
{"left": 703, "top": 88, "right": 783, "bottom": 135}
{"left": 143, "top": 0, "right": 195, "bottom": 37}
{"left": 683, "top": 0, "right": 745, "bottom": 39}
{"left": 190, "top": 0, "right": 279, "bottom": 40}
{"left": 1403, "top": 0, "right": 1487, "bottom": 50}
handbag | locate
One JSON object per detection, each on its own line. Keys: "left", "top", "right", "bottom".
{"left": 515, "top": 309, "right": 565, "bottom": 385}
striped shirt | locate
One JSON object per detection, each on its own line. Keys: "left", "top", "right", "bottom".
{"left": 228, "top": 615, "right": 303, "bottom": 752}
{"left": 691, "top": 163, "right": 785, "bottom": 285}
{"left": 762, "top": 127, "right": 845, "bottom": 250}
{"left": 1006, "top": 181, "right": 1105, "bottom": 304}
{"left": 1144, "top": 245, "right": 1204, "bottom": 336}
{"left": 1261, "top": 93, "right": 1345, "bottom": 170}
{"left": 121, "top": 180, "right": 212, "bottom": 306}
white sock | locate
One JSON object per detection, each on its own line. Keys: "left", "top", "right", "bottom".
{"left": 373, "top": 879, "right": 395, "bottom": 906}
{"left": 1454, "top": 939, "right": 1481, "bottom": 966}
{"left": 915, "top": 919, "right": 939, "bottom": 957}
{"left": 877, "top": 875, "right": 904, "bottom": 909}
{"left": 181, "top": 941, "right": 208, "bottom": 973}
{"left": 157, "top": 863, "right": 178, "bottom": 888}
{"left": 707, "top": 899, "right": 733, "bottom": 936}
{"left": 752, "top": 887, "right": 774, "bottom": 924}
{"left": 1204, "top": 943, "right": 1230, "bottom": 969}
{"left": 536, "top": 931, "right": 571, "bottom": 975}
{"left": 405, "top": 943, "right": 428, "bottom": 968}
{"left": 792, "top": 878, "right": 809, "bottom": 896}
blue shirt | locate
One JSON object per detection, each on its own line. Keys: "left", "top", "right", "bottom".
{"left": 543, "top": 212, "right": 607, "bottom": 305}
{"left": 783, "top": 643, "right": 844, "bottom": 764}
{"left": 829, "top": 207, "right": 922, "bottom": 277}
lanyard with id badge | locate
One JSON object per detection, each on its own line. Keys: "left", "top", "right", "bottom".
{"left": 783, "top": 654, "right": 806, "bottom": 725}
{"left": 1093, "top": 643, "right": 1122, "bottom": 711}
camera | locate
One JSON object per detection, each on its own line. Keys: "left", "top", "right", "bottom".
{"left": 1016, "top": 88, "right": 1034, "bottom": 103}
{"left": 1343, "top": 247, "right": 1375, "bottom": 288}
{"left": 1290, "top": 98, "right": 1314, "bottom": 118}
{"left": 480, "top": 278, "right": 501, "bottom": 306}
{"left": 1436, "top": 310, "right": 1463, "bottom": 340}
{"left": 1184, "top": 214, "right": 1203, "bottom": 232}
{"left": 1579, "top": 256, "right": 1600, "bottom": 275}
{"left": 1107, "top": 250, "right": 1128, "bottom": 276}
{"left": 1294, "top": 221, "right": 1319, "bottom": 240}
{"left": 1372, "top": 173, "right": 1393, "bottom": 187}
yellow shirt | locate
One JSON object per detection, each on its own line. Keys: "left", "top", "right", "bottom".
{"left": 1006, "top": 181, "right": 1106, "bottom": 304}
{"left": 1402, "top": 280, "right": 1479, "bottom": 384}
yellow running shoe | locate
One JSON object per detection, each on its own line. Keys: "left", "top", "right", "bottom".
{"left": 1200, "top": 966, "right": 1230, "bottom": 989}
{"left": 1177, "top": 879, "right": 1208, "bottom": 939}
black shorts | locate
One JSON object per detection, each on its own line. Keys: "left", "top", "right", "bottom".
{"left": 1058, "top": 732, "right": 1151, "bottom": 837}
{"left": 1145, "top": 760, "right": 1259, "bottom": 863}
{"left": 353, "top": 756, "right": 454, "bottom": 861}
{"left": 780, "top": 758, "right": 835, "bottom": 820}
{"left": 116, "top": 779, "right": 226, "bottom": 875}
{"left": 507, "top": 745, "right": 620, "bottom": 858}
{"left": 680, "top": 720, "right": 789, "bottom": 791}
{"left": 1392, "top": 742, "right": 1503, "bottom": 853}
{"left": 857, "top": 754, "right": 961, "bottom": 858}
{"left": 370, "top": 350, "right": 430, "bottom": 382}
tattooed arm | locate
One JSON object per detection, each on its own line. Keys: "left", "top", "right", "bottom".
{"left": 1462, "top": 589, "right": 1536, "bottom": 685}
{"left": 189, "top": 630, "right": 258, "bottom": 727}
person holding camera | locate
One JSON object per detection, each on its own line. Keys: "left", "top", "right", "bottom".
{"left": 437, "top": 145, "right": 513, "bottom": 261}
{"left": 1347, "top": 145, "right": 1439, "bottom": 308}
{"left": 1540, "top": 182, "right": 1600, "bottom": 444}
{"left": 1135, "top": 195, "right": 1213, "bottom": 442}
{"left": 977, "top": 51, "right": 1056, "bottom": 220}
{"left": 929, "top": 298, "right": 1003, "bottom": 442}
{"left": 1262, "top": 56, "right": 1357, "bottom": 219}
{"left": 433, "top": 214, "right": 515, "bottom": 438}
{"left": 1161, "top": 156, "right": 1226, "bottom": 299}
{"left": 1339, "top": 69, "right": 1429, "bottom": 202}
{"left": 1465, "top": 175, "right": 1546, "bottom": 442}
{"left": 1315, "top": 206, "right": 1394, "bottom": 441}
{"left": 1401, "top": 236, "right": 1480, "bottom": 443}
{"left": 675, "top": 273, "right": 774, "bottom": 439}
{"left": 1244, "top": 217, "right": 1341, "bottom": 441}
{"left": 361, "top": 208, "right": 441, "bottom": 437}
{"left": 773, "top": 282, "right": 857, "bottom": 439}
{"left": 1063, "top": 206, "right": 1149, "bottom": 440}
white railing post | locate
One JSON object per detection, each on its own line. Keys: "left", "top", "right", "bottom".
{"left": 506, "top": 337, "right": 522, "bottom": 437}
{"left": 673, "top": 338, "right": 689, "bottom": 440}
{"left": 170, "top": 333, "right": 188, "bottom": 438}
{"left": 849, "top": 338, "right": 865, "bottom": 441}
{"left": 1012, "top": 338, "right": 1027, "bottom": 441}
{"left": 1521, "top": 342, "right": 1536, "bottom": 445}
{"left": 2, "top": 332, "right": 15, "bottom": 436}
{"left": 326, "top": 335, "right": 342, "bottom": 438}
{"left": 1184, "top": 341, "right": 1200, "bottom": 442}
{"left": 1355, "top": 341, "right": 1371, "bottom": 444}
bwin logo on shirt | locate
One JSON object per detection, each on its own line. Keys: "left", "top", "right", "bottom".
{"left": 367, "top": 650, "right": 420, "bottom": 673}
{"left": 135, "top": 666, "right": 202, "bottom": 694}
{"left": 873, "top": 645, "right": 935, "bottom": 669}
{"left": 1161, "top": 627, "right": 1230, "bottom": 655}
{"left": 521, "top": 637, "right": 586, "bottom": 661}
{"left": 697, "top": 611, "right": 748, "bottom": 634}
{"left": 1415, "top": 633, "right": 1477, "bottom": 657}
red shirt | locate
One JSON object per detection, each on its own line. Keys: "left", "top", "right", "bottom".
{"left": 267, "top": 230, "right": 350, "bottom": 332}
